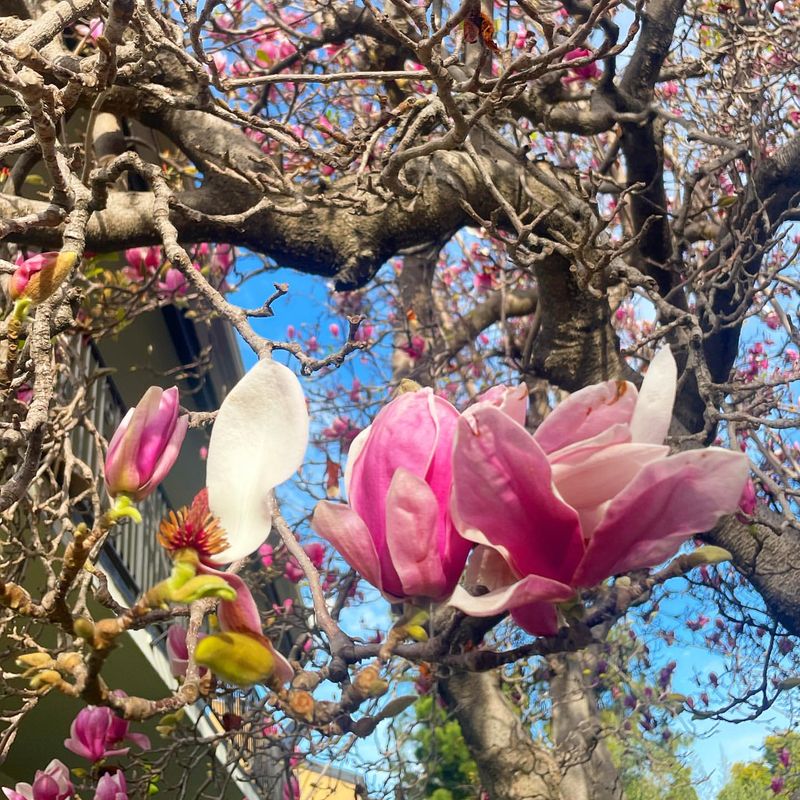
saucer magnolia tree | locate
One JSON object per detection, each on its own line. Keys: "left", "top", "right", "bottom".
{"left": 2, "top": 0, "right": 800, "bottom": 798}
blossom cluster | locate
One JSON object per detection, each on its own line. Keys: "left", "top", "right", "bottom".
{"left": 313, "top": 348, "right": 749, "bottom": 634}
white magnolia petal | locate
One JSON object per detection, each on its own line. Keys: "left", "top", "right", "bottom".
{"left": 206, "top": 359, "right": 309, "bottom": 564}
{"left": 630, "top": 347, "right": 677, "bottom": 445}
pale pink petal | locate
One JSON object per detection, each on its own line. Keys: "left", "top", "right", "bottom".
{"left": 470, "top": 384, "right": 529, "bottom": 427}
{"left": 384, "top": 469, "right": 449, "bottom": 598}
{"left": 534, "top": 380, "right": 638, "bottom": 454}
{"left": 452, "top": 407, "right": 583, "bottom": 583}
{"left": 629, "top": 347, "right": 677, "bottom": 444}
{"left": 547, "top": 423, "right": 632, "bottom": 465}
{"left": 551, "top": 443, "right": 669, "bottom": 513}
{"left": 573, "top": 448, "right": 749, "bottom": 586}
{"left": 311, "top": 501, "right": 384, "bottom": 591}
{"left": 449, "top": 573, "right": 574, "bottom": 616}
{"left": 343, "top": 425, "right": 371, "bottom": 498}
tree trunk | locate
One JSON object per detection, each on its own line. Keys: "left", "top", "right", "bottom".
{"left": 548, "top": 652, "right": 626, "bottom": 800}
{"left": 441, "top": 669, "right": 562, "bottom": 800}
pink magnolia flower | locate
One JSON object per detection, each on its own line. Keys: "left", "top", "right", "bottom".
{"left": 312, "top": 388, "right": 471, "bottom": 601}
{"left": 563, "top": 48, "right": 601, "bottom": 83}
{"left": 64, "top": 707, "right": 150, "bottom": 763}
{"left": 93, "top": 772, "right": 127, "bottom": 800}
{"left": 259, "top": 543, "right": 274, "bottom": 568}
{"left": 2, "top": 760, "right": 73, "bottom": 800}
{"left": 122, "top": 247, "right": 161, "bottom": 283}
{"left": 159, "top": 490, "right": 294, "bottom": 686}
{"left": 104, "top": 386, "right": 188, "bottom": 502}
{"left": 736, "top": 477, "right": 757, "bottom": 521}
{"left": 75, "top": 17, "right": 104, "bottom": 40}
{"left": 450, "top": 348, "right": 749, "bottom": 634}
{"left": 156, "top": 267, "right": 187, "bottom": 298}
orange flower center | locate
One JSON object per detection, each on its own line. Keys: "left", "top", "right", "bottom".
{"left": 158, "top": 488, "right": 228, "bottom": 559}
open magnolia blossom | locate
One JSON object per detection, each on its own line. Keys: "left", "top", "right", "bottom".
{"left": 2, "top": 759, "right": 73, "bottom": 800}
{"left": 64, "top": 706, "right": 150, "bottom": 763}
{"left": 157, "top": 359, "right": 308, "bottom": 686}
{"left": 92, "top": 772, "right": 127, "bottom": 800}
{"left": 160, "top": 490, "right": 294, "bottom": 687}
{"left": 312, "top": 388, "right": 471, "bottom": 602}
{"left": 450, "top": 348, "right": 750, "bottom": 635}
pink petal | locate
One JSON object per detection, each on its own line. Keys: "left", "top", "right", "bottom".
{"left": 573, "top": 448, "right": 749, "bottom": 586}
{"left": 198, "top": 567, "right": 293, "bottom": 684}
{"left": 470, "top": 384, "right": 529, "bottom": 427}
{"left": 510, "top": 603, "right": 560, "bottom": 636}
{"left": 534, "top": 380, "right": 638, "bottom": 454}
{"left": 134, "top": 387, "right": 180, "bottom": 478}
{"left": 546, "top": 423, "right": 632, "bottom": 465}
{"left": 384, "top": 469, "right": 449, "bottom": 598}
{"left": 451, "top": 407, "right": 583, "bottom": 583}
{"left": 449, "top": 573, "right": 574, "bottom": 617}
{"left": 311, "top": 501, "right": 384, "bottom": 592}
{"left": 551, "top": 443, "right": 669, "bottom": 515}
{"left": 343, "top": 425, "right": 371, "bottom": 498}
{"left": 138, "top": 415, "right": 188, "bottom": 495}
{"left": 629, "top": 347, "right": 677, "bottom": 444}
{"left": 347, "top": 390, "right": 458, "bottom": 556}
{"left": 216, "top": 572, "right": 262, "bottom": 634}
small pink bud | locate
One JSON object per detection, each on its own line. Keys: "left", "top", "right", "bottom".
{"left": 104, "top": 386, "right": 188, "bottom": 502}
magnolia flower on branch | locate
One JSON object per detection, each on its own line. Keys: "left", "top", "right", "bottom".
{"left": 158, "top": 358, "right": 309, "bottom": 686}
{"left": 449, "top": 348, "right": 750, "bottom": 634}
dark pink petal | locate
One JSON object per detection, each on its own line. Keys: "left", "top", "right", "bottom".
{"left": 534, "top": 380, "right": 637, "bottom": 454}
{"left": 139, "top": 414, "right": 188, "bottom": 495}
{"left": 311, "top": 501, "right": 385, "bottom": 593}
{"left": 573, "top": 448, "right": 749, "bottom": 586}
{"left": 452, "top": 407, "right": 583, "bottom": 583}
{"left": 384, "top": 469, "right": 449, "bottom": 598}
{"left": 29, "top": 775, "right": 58, "bottom": 800}
{"left": 510, "top": 603, "right": 560, "bottom": 636}
{"left": 133, "top": 386, "right": 180, "bottom": 479}
{"left": 347, "top": 390, "right": 458, "bottom": 557}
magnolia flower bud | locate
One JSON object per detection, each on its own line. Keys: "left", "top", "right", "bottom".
{"left": 288, "top": 690, "right": 315, "bottom": 722}
{"left": 353, "top": 665, "right": 388, "bottom": 698}
{"left": 9, "top": 251, "right": 78, "bottom": 305}
{"left": 194, "top": 631, "right": 276, "bottom": 687}
{"left": 104, "top": 386, "right": 187, "bottom": 502}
